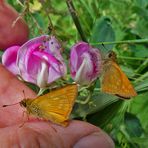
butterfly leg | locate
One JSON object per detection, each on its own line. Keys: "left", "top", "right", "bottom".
{"left": 19, "top": 111, "right": 29, "bottom": 128}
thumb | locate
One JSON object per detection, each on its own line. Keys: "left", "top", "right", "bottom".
{"left": 0, "top": 120, "right": 114, "bottom": 148}
{"left": 52, "top": 120, "right": 114, "bottom": 148}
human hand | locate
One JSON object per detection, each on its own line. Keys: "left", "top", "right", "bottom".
{"left": 0, "top": 0, "right": 29, "bottom": 50}
{"left": 0, "top": 65, "right": 114, "bottom": 148}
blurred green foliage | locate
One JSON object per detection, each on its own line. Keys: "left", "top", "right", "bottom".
{"left": 8, "top": 0, "right": 148, "bottom": 147}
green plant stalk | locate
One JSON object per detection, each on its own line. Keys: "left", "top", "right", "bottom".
{"left": 134, "top": 71, "right": 148, "bottom": 84}
{"left": 40, "top": 1, "right": 56, "bottom": 35}
{"left": 76, "top": 82, "right": 96, "bottom": 105}
{"left": 76, "top": 94, "right": 90, "bottom": 104}
{"left": 29, "top": 13, "right": 44, "bottom": 34}
{"left": 90, "top": 38, "right": 148, "bottom": 45}
{"left": 37, "top": 88, "right": 46, "bottom": 96}
{"left": 120, "top": 125, "right": 138, "bottom": 147}
{"left": 118, "top": 56, "right": 146, "bottom": 61}
{"left": 135, "top": 58, "right": 148, "bottom": 74}
{"left": 79, "top": 0, "right": 94, "bottom": 19}
{"left": 66, "top": 0, "right": 87, "bottom": 42}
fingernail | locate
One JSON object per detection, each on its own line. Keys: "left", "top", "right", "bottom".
{"left": 74, "top": 131, "right": 114, "bottom": 148}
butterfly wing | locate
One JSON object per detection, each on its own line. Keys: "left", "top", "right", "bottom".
{"left": 27, "top": 84, "right": 77, "bottom": 126}
{"left": 101, "top": 61, "right": 137, "bottom": 98}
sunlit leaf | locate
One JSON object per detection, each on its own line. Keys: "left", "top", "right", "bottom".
{"left": 124, "top": 112, "right": 143, "bottom": 137}
{"left": 90, "top": 17, "right": 115, "bottom": 51}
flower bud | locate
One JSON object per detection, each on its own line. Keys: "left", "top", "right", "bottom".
{"left": 70, "top": 42, "right": 101, "bottom": 85}
{"left": 2, "top": 35, "right": 67, "bottom": 88}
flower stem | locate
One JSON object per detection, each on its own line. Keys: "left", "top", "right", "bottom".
{"left": 66, "top": 0, "right": 87, "bottom": 42}
{"left": 76, "top": 93, "right": 91, "bottom": 104}
{"left": 134, "top": 71, "right": 148, "bottom": 84}
{"left": 135, "top": 58, "right": 148, "bottom": 74}
{"left": 76, "top": 84, "right": 95, "bottom": 105}
{"left": 37, "top": 88, "right": 46, "bottom": 96}
{"left": 118, "top": 56, "right": 145, "bottom": 61}
{"left": 90, "top": 38, "right": 148, "bottom": 45}
{"left": 41, "top": 1, "right": 56, "bottom": 35}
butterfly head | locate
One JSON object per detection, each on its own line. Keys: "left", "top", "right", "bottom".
{"left": 107, "top": 51, "right": 117, "bottom": 61}
{"left": 20, "top": 99, "right": 27, "bottom": 108}
{"left": 102, "top": 51, "right": 117, "bottom": 66}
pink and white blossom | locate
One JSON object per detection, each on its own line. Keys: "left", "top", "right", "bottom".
{"left": 70, "top": 42, "right": 102, "bottom": 85}
{"left": 2, "top": 35, "right": 67, "bottom": 88}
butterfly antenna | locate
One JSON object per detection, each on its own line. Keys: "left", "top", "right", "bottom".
{"left": 2, "top": 90, "right": 26, "bottom": 107}
{"left": 23, "top": 90, "right": 26, "bottom": 99}
{"left": 2, "top": 102, "right": 20, "bottom": 107}
{"left": 19, "top": 111, "right": 28, "bottom": 128}
{"left": 102, "top": 43, "right": 114, "bottom": 54}
{"left": 101, "top": 43, "right": 109, "bottom": 51}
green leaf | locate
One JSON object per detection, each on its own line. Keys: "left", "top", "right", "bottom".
{"left": 132, "top": 45, "right": 148, "bottom": 58}
{"left": 72, "top": 93, "right": 118, "bottom": 119}
{"left": 130, "top": 92, "right": 148, "bottom": 130}
{"left": 32, "top": 13, "right": 46, "bottom": 28}
{"left": 135, "top": 78, "right": 148, "bottom": 92}
{"left": 87, "top": 100, "right": 124, "bottom": 128}
{"left": 134, "top": 0, "right": 148, "bottom": 8}
{"left": 130, "top": 137, "right": 148, "bottom": 147}
{"left": 0, "top": 50, "right": 3, "bottom": 56}
{"left": 90, "top": 17, "right": 115, "bottom": 51}
{"left": 131, "top": 19, "right": 148, "bottom": 38}
{"left": 24, "top": 81, "right": 40, "bottom": 94}
{"left": 124, "top": 112, "right": 143, "bottom": 137}
{"left": 132, "top": 6, "right": 148, "bottom": 20}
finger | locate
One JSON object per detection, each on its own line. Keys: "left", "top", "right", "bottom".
{"left": 0, "top": 65, "right": 36, "bottom": 127}
{"left": 0, "top": 2, "right": 29, "bottom": 49}
{"left": 52, "top": 120, "right": 114, "bottom": 148}
{"left": 0, "top": 0, "right": 4, "bottom": 4}
{"left": 0, "top": 120, "right": 114, "bottom": 148}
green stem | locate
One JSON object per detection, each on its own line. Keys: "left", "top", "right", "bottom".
{"left": 90, "top": 38, "right": 148, "bottom": 45}
{"left": 41, "top": 1, "right": 56, "bottom": 35}
{"left": 37, "top": 88, "right": 46, "bottom": 96}
{"left": 76, "top": 83, "right": 96, "bottom": 104}
{"left": 135, "top": 58, "right": 148, "bottom": 74}
{"left": 66, "top": 0, "right": 87, "bottom": 42}
{"left": 134, "top": 71, "right": 148, "bottom": 84}
{"left": 120, "top": 125, "right": 137, "bottom": 147}
{"left": 76, "top": 95, "right": 90, "bottom": 104}
{"left": 29, "top": 13, "right": 44, "bottom": 34}
{"left": 118, "top": 56, "right": 146, "bottom": 61}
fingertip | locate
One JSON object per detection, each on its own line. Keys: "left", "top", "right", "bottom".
{"left": 52, "top": 120, "right": 114, "bottom": 148}
{"left": 74, "top": 131, "right": 114, "bottom": 148}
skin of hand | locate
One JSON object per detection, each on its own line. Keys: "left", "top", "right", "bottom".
{"left": 0, "top": 1, "right": 114, "bottom": 147}
{"left": 0, "top": 0, "right": 29, "bottom": 50}
{"left": 0, "top": 65, "right": 115, "bottom": 148}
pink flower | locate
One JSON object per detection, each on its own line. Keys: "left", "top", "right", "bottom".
{"left": 2, "top": 35, "right": 67, "bottom": 88}
{"left": 70, "top": 42, "right": 102, "bottom": 85}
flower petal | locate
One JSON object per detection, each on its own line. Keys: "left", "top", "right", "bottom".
{"left": 13, "top": 35, "right": 67, "bottom": 87}
{"left": 70, "top": 41, "right": 102, "bottom": 85}
{"left": 75, "top": 53, "right": 93, "bottom": 85}
{"left": 2, "top": 46, "right": 20, "bottom": 74}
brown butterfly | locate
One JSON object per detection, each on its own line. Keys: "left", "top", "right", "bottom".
{"left": 3, "top": 84, "right": 78, "bottom": 127}
{"left": 101, "top": 51, "right": 137, "bottom": 99}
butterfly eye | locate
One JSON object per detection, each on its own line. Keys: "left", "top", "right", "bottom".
{"left": 107, "top": 51, "right": 117, "bottom": 62}
{"left": 108, "top": 51, "right": 114, "bottom": 58}
{"left": 20, "top": 100, "right": 27, "bottom": 107}
{"left": 108, "top": 52, "right": 112, "bottom": 58}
